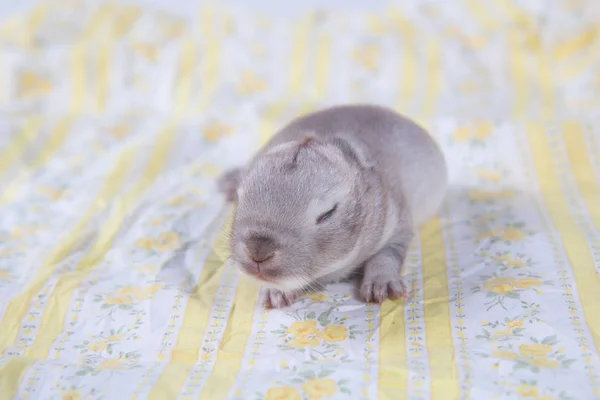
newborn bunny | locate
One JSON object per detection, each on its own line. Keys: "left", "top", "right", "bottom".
{"left": 218, "top": 104, "right": 447, "bottom": 308}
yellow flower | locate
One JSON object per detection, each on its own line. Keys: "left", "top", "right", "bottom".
{"left": 286, "top": 320, "right": 317, "bottom": 337}
{"left": 310, "top": 293, "right": 329, "bottom": 302}
{"left": 535, "top": 396, "right": 557, "bottom": 400}
{"left": 200, "top": 351, "right": 211, "bottom": 361}
{"left": 483, "top": 277, "right": 516, "bottom": 294}
{"left": 491, "top": 350, "right": 518, "bottom": 360}
{"left": 477, "top": 169, "right": 501, "bottom": 182}
{"left": 107, "top": 334, "right": 125, "bottom": 342}
{"left": 37, "top": 186, "right": 63, "bottom": 200}
{"left": 139, "top": 284, "right": 162, "bottom": 298}
{"left": 468, "top": 190, "right": 513, "bottom": 202}
{"left": 108, "top": 123, "right": 131, "bottom": 138}
{"left": 515, "top": 384, "right": 538, "bottom": 397}
{"left": 117, "top": 286, "right": 143, "bottom": 297}
{"left": 288, "top": 335, "right": 320, "bottom": 348}
{"left": 11, "top": 225, "right": 42, "bottom": 238}
{"left": 473, "top": 122, "right": 492, "bottom": 140}
{"left": 0, "top": 270, "right": 11, "bottom": 280}
{"left": 203, "top": 122, "right": 234, "bottom": 143}
{"left": 515, "top": 278, "right": 542, "bottom": 289}
{"left": 302, "top": 378, "right": 337, "bottom": 400}
{"left": 132, "top": 42, "right": 159, "bottom": 62}
{"left": 134, "top": 238, "right": 158, "bottom": 251}
{"left": 87, "top": 340, "right": 106, "bottom": 352}
{"left": 264, "top": 386, "right": 301, "bottom": 400}
{"left": 317, "top": 325, "right": 348, "bottom": 343}
{"left": 155, "top": 232, "right": 181, "bottom": 251}
{"left": 493, "top": 328, "right": 512, "bottom": 338}
{"left": 519, "top": 343, "right": 553, "bottom": 357}
{"left": 526, "top": 357, "right": 560, "bottom": 368}
{"left": 61, "top": 389, "right": 81, "bottom": 400}
{"left": 499, "top": 227, "right": 525, "bottom": 241}
{"left": 507, "top": 259, "right": 525, "bottom": 268}
{"left": 236, "top": 70, "right": 267, "bottom": 95}
{"left": 98, "top": 358, "right": 124, "bottom": 370}
{"left": 453, "top": 126, "right": 472, "bottom": 142}
{"left": 352, "top": 45, "right": 380, "bottom": 71}
{"left": 494, "top": 254, "right": 511, "bottom": 263}
{"left": 506, "top": 320, "right": 523, "bottom": 329}
{"left": 18, "top": 71, "right": 53, "bottom": 99}
{"left": 104, "top": 295, "right": 133, "bottom": 305}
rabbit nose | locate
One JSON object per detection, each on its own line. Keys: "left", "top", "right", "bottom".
{"left": 245, "top": 235, "right": 276, "bottom": 264}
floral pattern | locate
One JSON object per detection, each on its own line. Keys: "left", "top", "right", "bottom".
{"left": 1, "top": 1, "right": 600, "bottom": 400}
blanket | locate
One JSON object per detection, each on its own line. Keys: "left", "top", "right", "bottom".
{"left": 1, "top": 1, "right": 600, "bottom": 399}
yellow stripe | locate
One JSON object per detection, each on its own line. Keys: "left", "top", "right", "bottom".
{"left": 562, "top": 121, "right": 600, "bottom": 233}
{"left": 0, "top": 117, "right": 43, "bottom": 175}
{"left": 421, "top": 217, "right": 458, "bottom": 400}
{"left": 197, "top": 277, "right": 259, "bottom": 400}
{"left": 82, "top": 4, "right": 112, "bottom": 41}
{"left": 314, "top": 33, "right": 331, "bottom": 102}
{"left": 25, "top": 2, "right": 50, "bottom": 48}
{"left": 559, "top": 49, "right": 600, "bottom": 81}
{"left": 198, "top": 5, "right": 219, "bottom": 111}
{"left": 508, "top": 32, "right": 527, "bottom": 120}
{"left": 33, "top": 116, "right": 74, "bottom": 168}
{"left": 70, "top": 44, "right": 86, "bottom": 114}
{"left": 423, "top": 37, "right": 441, "bottom": 121}
{"left": 178, "top": 17, "right": 307, "bottom": 395}
{"left": 524, "top": 123, "right": 600, "bottom": 352}
{"left": 198, "top": 117, "right": 274, "bottom": 398}
{"left": 552, "top": 27, "right": 598, "bottom": 61}
{"left": 0, "top": 357, "right": 36, "bottom": 397}
{"left": 289, "top": 18, "right": 310, "bottom": 96}
{"left": 175, "top": 38, "right": 196, "bottom": 117}
{"left": 0, "top": 144, "right": 136, "bottom": 356}
{"left": 1, "top": 116, "right": 76, "bottom": 204}
{"left": 378, "top": 16, "right": 421, "bottom": 394}
{"left": 538, "top": 45, "right": 553, "bottom": 121}
{"left": 378, "top": 283, "right": 408, "bottom": 398}
{"left": 96, "top": 42, "right": 111, "bottom": 113}
{"left": 492, "top": 0, "right": 528, "bottom": 25}
{"left": 463, "top": 0, "right": 496, "bottom": 30}
{"left": 24, "top": 124, "right": 176, "bottom": 359}
{"left": 148, "top": 215, "right": 231, "bottom": 400}
{"left": 390, "top": 9, "right": 415, "bottom": 112}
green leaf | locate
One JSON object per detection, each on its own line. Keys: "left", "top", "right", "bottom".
{"left": 76, "top": 370, "right": 88, "bottom": 376}
{"left": 341, "top": 387, "right": 352, "bottom": 395}
{"left": 562, "top": 359, "right": 576, "bottom": 368}
{"left": 306, "top": 312, "right": 316, "bottom": 319}
{"left": 318, "top": 370, "right": 334, "bottom": 378}
{"left": 318, "top": 311, "right": 332, "bottom": 327}
{"left": 302, "top": 370, "right": 316, "bottom": 380}
{"left": 542, "top": 335, "right": 558, "bottom": 345}
{"left": 505, "top": 292, "right": 520, "bottom": 299}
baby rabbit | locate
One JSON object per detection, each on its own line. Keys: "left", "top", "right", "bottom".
{"left": 218, "top": 104, "right": 447, "bottom": 308}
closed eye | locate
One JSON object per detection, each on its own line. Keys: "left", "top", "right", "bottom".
{"left": 316, "top": 204, "right": 338, "bottom": 224}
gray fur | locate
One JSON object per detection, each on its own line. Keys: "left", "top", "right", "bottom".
{"left": 218, "top": 104, "right": 448, "bottom": 308}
